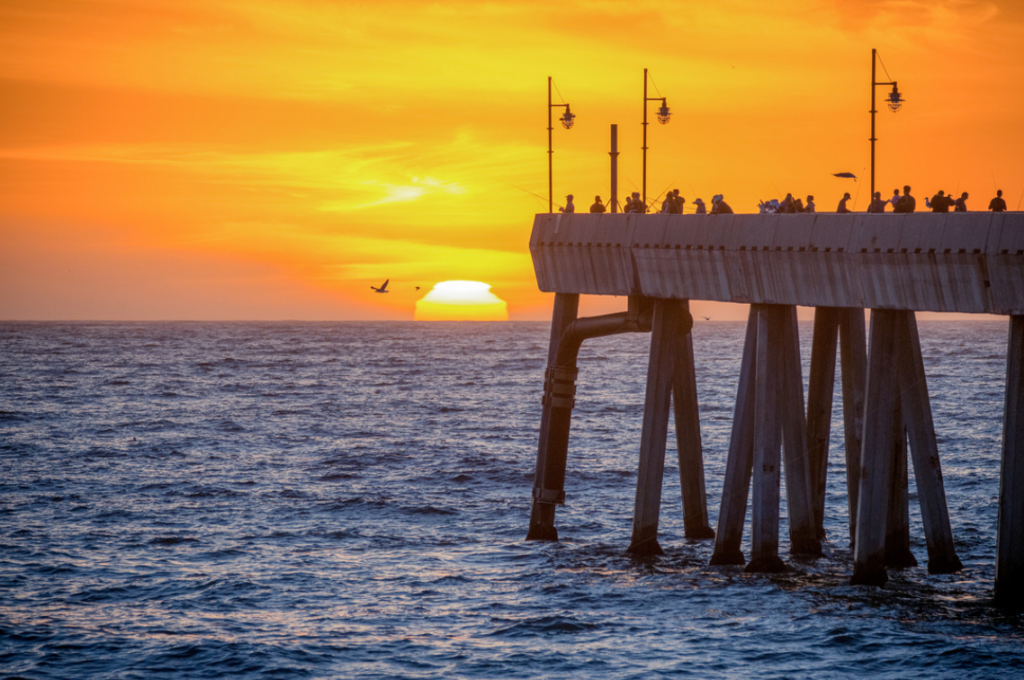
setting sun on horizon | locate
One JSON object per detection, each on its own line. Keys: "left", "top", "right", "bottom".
{"left": 415, "top": 281, "right": 509, "bottom": 321}
{"left": 2, "top": 1, "right": 1023, "bottom": 320}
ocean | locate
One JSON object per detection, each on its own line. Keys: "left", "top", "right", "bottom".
{"left": 1, "top": 319, "right": 1022, "bottom": 679}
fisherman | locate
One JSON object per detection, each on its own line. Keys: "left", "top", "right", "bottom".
{"left": 660, "top": 189, "right": 676, "bottom": 214}
{"left": 630, "top": 191, "right": 645, "bottom": 213}
{"left": 710, "top": 194, "right": 733, "bottom": 214}
{"left": 589, "top": 195, "right": 606, "bottom": 213}
{"left": 560, "top": 194, "right": 575, "bottom": 213}
{"left": 990, "top": 189, "right": 1007, "bottom": 212}
{"left": 893, "top": 185, "right": 916, "bottom": 213}
{"left": 693, "top": 198, "right": 707, "bottom": 214}
{"left": 779, "top": 193, "right": 795, "bottom": 213}
{"left": 804, "top": 195, "right": 816, "bottom": 213}
{"left": 955, "top": 192, "right": 969, "bottom": 212}
{"left": 672, "top": 189, "right": 685, "bottom": 214}
{"left": 928, "top": 190, "right": 955, "bottom": 213}
{"left": 837, "top": 192, "right": 852, "bottom": 213}
{"left": 867, "top": 191, "right": 888, "bottom": 213}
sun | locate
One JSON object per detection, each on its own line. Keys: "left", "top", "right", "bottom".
{"left": 414, "top": 281, "right": 508, "bottom": 321}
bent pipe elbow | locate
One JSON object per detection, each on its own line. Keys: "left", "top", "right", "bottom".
{"left": 554, "top": 308, "right": 654, "bottom": 368}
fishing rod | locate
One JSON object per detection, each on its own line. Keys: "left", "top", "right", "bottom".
{"left": 852, "top": 169, "right": 864, "bottom": 210}
{"left": 504, "top": 182, "right": 561, "bottom": 210}
{"left": 648, "top": 178, "right": 678, "bottom": 212}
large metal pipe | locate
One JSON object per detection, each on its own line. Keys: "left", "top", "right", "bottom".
{"left": 527, "top": 297, "right": 655, "bottom": 541}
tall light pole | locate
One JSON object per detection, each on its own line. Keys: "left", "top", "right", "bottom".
{"left": 870, "top": 48, "right": 904, "bottom": 200}
{"left": 642, "top": 67, "right": 671, "bottom": 210}
{"left": 548, "top": 76, "right": 575, "bottom": 213}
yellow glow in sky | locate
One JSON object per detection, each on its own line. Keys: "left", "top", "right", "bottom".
{"left": 415, "top": 281, "right": 509, "bottom": 321}
{"left": 1, "top": 0, "right": 1023, "bottom": 320}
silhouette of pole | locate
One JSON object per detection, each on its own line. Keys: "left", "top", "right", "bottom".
{"left": 642, "top": 68, "right": 649, "bottom": 209}
{"left": 610, "top": 124, "right": 619, "bottom": 213}
{"left": 641, "top": 69, "right": 670, "bottom": 210}
{"left": 870, "top": 49, "right": 876, "bottom": 201}
{"left": 548, "top": 76, "right": 554, "bottom": 213}
{"left": 548, "top": 76, "right": 575, "bottom": 214}
{"left": 870, "top": 48, "right": 903, "bottom": 201}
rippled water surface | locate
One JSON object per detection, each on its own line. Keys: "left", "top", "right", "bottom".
{"left": 2, "top": 320, "right": 1023, "bottom": 679}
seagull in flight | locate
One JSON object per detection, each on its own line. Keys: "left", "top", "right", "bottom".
{"left": 702, "top": 316, "right": 711, "bottom": 321}
{"left": 371, "top": 279, "right": 390, "bottom": 293}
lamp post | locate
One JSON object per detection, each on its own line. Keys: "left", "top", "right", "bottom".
{"left": 870, "top": 48, "right": 904, "bottom": 200}
{"left": 642, "top": 67, "right": 671, "bottom": 210}
{"left": 548, "top": 76, "right": 575, "bottom": 213}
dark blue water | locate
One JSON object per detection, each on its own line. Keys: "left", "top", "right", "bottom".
{"left": 2, "top": 320, "right": 1022, "bottom": 679}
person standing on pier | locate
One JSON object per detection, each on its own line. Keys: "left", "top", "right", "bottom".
{"left": 990, "top": 190, "right": 1008, "bottom": 212}
{"left": 779, "top": 193, "right": 795, "bottom": 213}
{"left": 804, "top": 195, "right": 815, "bottom": 213}
{"left": 673, "top": 190, "right": 685, "bottom": 214}
{"left": 628, "top": 191, "right": 645, "bottom": 213}
{"left": 710, "top": 194, "right": 733, "bottom": 214}
{"left": 694, "top": 198, "right": 707, "bottom": 214}
{"left": 589, "top": 195, "right": 606, "bottom": 213}
{"left": 837, "top": 192, "right": 852, "bottom": 213}
{"left": 929, "top": 190, "right": 955, "bottom": 213}
{"left": 893, "top": 185, "right": 916, "bottom": 213}
{"left": 890, "top": 188, "right": 902, "bottom": 210}
{"left": 867, "top": 191, "right": 887, "bottom": 213}
{"left": 560, "top": 194, "right": 575, "bottom": 213}
{"left": 955, "top": 192, "right": 969, "bottom": 212}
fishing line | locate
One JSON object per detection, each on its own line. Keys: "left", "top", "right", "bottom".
{"left": 852, "top": 169, "right": 864, "bottom": 210}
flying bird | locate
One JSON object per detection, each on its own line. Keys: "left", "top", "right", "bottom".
{"left": 833, "top": 172, "right": 857, "bottom": 180}
{"left": 371, "top": 279, "right": 389, "bottom": 293}
{"left": 415, "top": 286, "right": 420, "bottom": 290}
{"left": 702, "top": 316, "right": 711, "bottom": 321}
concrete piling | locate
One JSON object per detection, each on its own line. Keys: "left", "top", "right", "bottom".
{"left": 673, "top": 300, "right": 716, "bottom": 540}
{"left": 996, "top": 315, "right": 1024, "bottom": 608}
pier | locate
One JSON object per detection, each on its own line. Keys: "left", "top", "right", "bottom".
{"left": 526, "top": 211, "right": 1024, "bottom": 607}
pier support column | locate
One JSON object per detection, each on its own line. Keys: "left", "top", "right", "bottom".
{"left": 996, "top": 315, "right": 1024, "bottom": 608}
{"left": 807, "top": 307, "right": 840, "bottom": 541}
{"left": 806, "top": 307, "right": 868, "bottom": 545}
{"left": 629, "top": 300, "right": 705, "bottom": 553}
{"left": 852, "top": 310, "right": 961, "bottom": 586}
{"left": 899, "top": 314, "right": 961, "bottom": 574}
{"left": 851, "top": 309, "right": 901, "bottom": 586}
{"left": 527, "top": 293, "right": 579, "bottom": 541}
{"left": 628, "top": 300, "right": 682, "bottom": 555}
{"left": 712, "top": 304, "right": 820, "bottom": 571}
{"left": 779, "top": 306, "right": 822, "bottom": 558}
{"left": 884, "top": 405, "right": 916, "bottom": 569}
{"left": 747, "top": 305, "right": 785, "bottom": 572}
{"left": 710, "top": 306, "right": 759, "bottom": 566}
{"left": 838, "top": 309, "right": 868, "bottom": 545}
{"left": 674, "top": 300, "right": 715, "bottom": 540}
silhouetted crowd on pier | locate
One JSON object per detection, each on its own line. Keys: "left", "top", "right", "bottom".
{"left": 559, "top": 187, "right": 1012, "bottom": 214}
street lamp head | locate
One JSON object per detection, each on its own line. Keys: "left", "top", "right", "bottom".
{"left": 657, "top": 103, "right": 671, "bottom": 124}
{"left": 887, "top": 83, "right": 904, "bottom": 112}
{"left": 560, "top": 107, "right": 576, "bottom": 129}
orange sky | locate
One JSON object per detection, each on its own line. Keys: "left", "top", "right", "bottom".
{"left": 2, "top": 0, "right": 1023, "bottom": 320}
